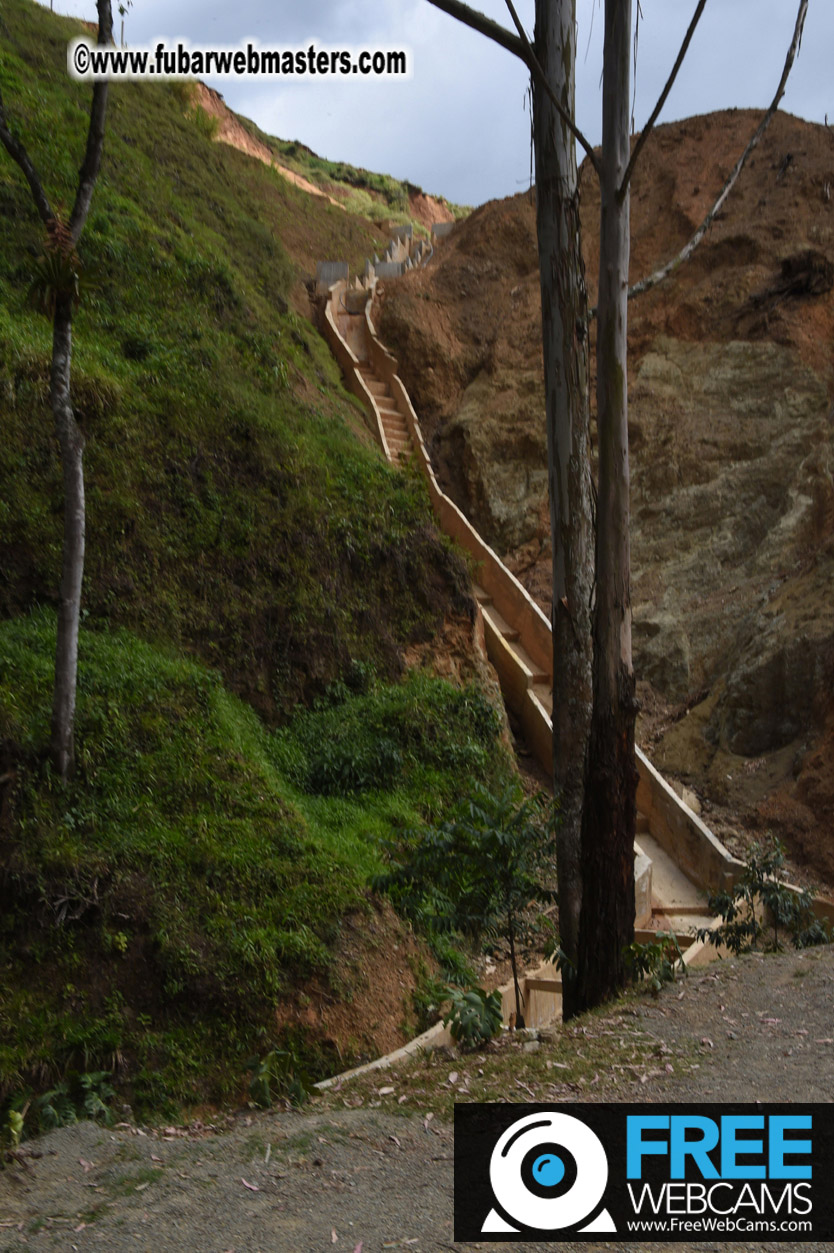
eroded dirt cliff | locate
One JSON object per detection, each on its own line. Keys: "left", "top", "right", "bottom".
{"left": 378, "top": 110, "right": 834, "bottom": 884}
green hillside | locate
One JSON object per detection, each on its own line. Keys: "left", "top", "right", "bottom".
{"left": 0, "top": 0, "right": 506, "bottom": 1127}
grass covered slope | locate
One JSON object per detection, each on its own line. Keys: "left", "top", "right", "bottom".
{"left": 0, "top": 615, "right": 504, "bottom": 1116}
{"left": 0, "top": 0, "right": 507, "bottom": 1122}
{"left": 0, "top": 0, "right": 466, "bottom": 715}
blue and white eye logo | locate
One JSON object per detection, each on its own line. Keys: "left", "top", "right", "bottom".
{"left": 482, "top": 1111, "right": 616, "bottom": 1234}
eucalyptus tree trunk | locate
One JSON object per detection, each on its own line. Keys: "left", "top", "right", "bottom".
{"left": 575, "top": 0, "right": 637, "bottom": 1012}
{"left": 531, "top": 0, "right": 594, "bottom": 1019}
{"left": 0, "top": 0, "right": 112, "bottom": 780}
{"left": 49, "top": 290, "right": 85, "bottom": 779}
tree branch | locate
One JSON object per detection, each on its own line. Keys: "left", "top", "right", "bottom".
{"left": 0, "top": 85, "right": 53, "bottom": 226}
{"left": 424, "top": 0, "right": 525, "bottom": 62}
{"left": 503, "top": 0, "right": 601, "bottom": 178}
{"left": 618, "top": 0, "right": 708, "bottom": 201}
{"left": 596, "top": 0, "right": 809, "bottom": 311}
{"left": 70, "top": 0, "right": 113, "bottom": 243}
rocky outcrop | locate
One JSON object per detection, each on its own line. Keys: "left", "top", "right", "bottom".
{"left": 379, "top": 111, "right": 834, "bottom": 880}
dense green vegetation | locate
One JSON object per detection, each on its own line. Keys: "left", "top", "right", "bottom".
{"left": 0, "top": 0, "right": 503, "bottom": 1129}
{"left": 0, "top": 0, "right": 461, "bottom": 716}
{"left": 0, "top": 614, "right": 507, "bottom": 1122}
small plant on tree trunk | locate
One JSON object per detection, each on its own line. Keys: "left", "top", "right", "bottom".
{"left": 0, "top": 0, "right": 114, "bottom": 780}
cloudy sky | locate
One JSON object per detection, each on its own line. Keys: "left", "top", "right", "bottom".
{"left": 42, "top": 0, "right": 832, "bottom": 207}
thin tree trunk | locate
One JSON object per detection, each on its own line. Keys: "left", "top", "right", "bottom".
{"left": 507, "top": 912, "right": 524, "bottom": 1027}
{"left": 575, "top": 0, "right": 636, "bottom": 1012}
{"left": 50, "top": 291, "right": 85, "bottom": 779}
{"left": 532, "top": 0, "right": 594, "bottom": 1020}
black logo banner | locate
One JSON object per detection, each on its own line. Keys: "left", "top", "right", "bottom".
{"left": 454, "top": 1103, "right": 834, "bottom": 1242}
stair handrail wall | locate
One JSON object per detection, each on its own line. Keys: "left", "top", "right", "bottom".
{"left": 365, "top": 301, "right": 553, "bottom": 677}
{"left": 323, "top": 286, "right": 392, "bottom": 460}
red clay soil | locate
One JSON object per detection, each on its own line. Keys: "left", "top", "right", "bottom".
{"left": 377, "top": 109, "right": 834, "bottom": 889}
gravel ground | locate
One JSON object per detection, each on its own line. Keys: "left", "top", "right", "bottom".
{"left": 2, "top": 947, "right": 833, "bottom": 1252}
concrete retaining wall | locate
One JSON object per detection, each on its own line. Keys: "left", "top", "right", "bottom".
{"left": 636, "top": 747, "right": 745, "bottom": 892}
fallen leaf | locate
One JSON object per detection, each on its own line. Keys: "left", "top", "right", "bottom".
{"left": 331, "top": 1228, "right": 338, "bottom": 1243}
{"left": 78, "top": 1159, "right": 93, "bottom": 1173}
{"left": 389, "top": 1135, "right": 402, "bottom": 1148}
{"left": 448, "top": 1071, "right": 458, "bottom": 1085}
{"left": 378, "top": 1086, "right": 395, "bottom": 1096}
{"left": 815, "top": 1038, "right": 834, "bottom": 1044}
{"left": 241, "top": 1178, "right": 260, "bottom": 1192}
{"left": 353, "top": 1243, "right": 364, "bottom": 1253}
{"left": 150, "top": 1154, "right": 162, "bottom": 1163}
{"left": 135, "top": 1182, "right": 150, "bottom": 1192}
{"left": 398, "top": 1095, "right": 408, "bottom": 1105}
{"left": 700, "top": 1038, "right": 714, "bottom": 1049}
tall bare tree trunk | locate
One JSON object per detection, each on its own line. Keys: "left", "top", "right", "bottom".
{"left": 532, "top": 0, "right": 594, "bottom": 1018}
{"left": 0, "top": 1, "right": 112, "bottom": 780}
{"left": 49, "top": 290, "right": 85, "bottom": 779}
{"left": 575, "top": 0, "right": 637, "bottom": 1012}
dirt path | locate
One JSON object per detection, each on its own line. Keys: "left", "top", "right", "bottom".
{"left": 2, "top": 947, "right": 833, "bottom": 1252}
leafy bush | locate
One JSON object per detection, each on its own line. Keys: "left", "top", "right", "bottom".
{"left": 246, "top": 1046, "right": 311, "bottom": 1109}
{"left": 34, "top": 1070, "right": 115, "bottom": 1133}
{"left": 624, "top": 931, "right": 686, "bottom": 995}
{"left": 377, "top": 782, "right": 556, "bottom": 1025}
{"left": 280, "top": 673, "right": 503, "bottom": 799}
{"left": 698, "top": 839, "right": 832, "bottom": 955}
{"left": 443, "top": 987, "right": 503, "bottom": 1049}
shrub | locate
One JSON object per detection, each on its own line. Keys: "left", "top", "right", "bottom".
{"left": 698, "top": 839, "right": 831, "bottom": 955}
{"left": 443, "top": 987, "right": 503, "bottom": 1049}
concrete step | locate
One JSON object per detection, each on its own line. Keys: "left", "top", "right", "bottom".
{"left": 377, "top": 403, "right": 402, "bottom": 418}
{"left": 472, "top": 583, "right": 492, "bottom": 606}
{"left": 366, "top": 379, "right": 391, "bottom": 398}
{"left": 636, "top": 811, "right": 650, "bottom": 835}
{"left": 510, "top": 641, "right": 549, "bottom": 685}
{"left": 639, "top": 831, "right": 710, "bottom": 923}
{"left": 531, "top": 681, "right": 553, "bottom": 714}
{"left": 381, "top": 416, "right": 409, "bottom": 434}
{"left": 481, "top": 602, "right": 520, "bottom": 642}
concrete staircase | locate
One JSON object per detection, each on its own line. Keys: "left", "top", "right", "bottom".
{"left": 358, "top": 364, "right": 413, "bottom": 464}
